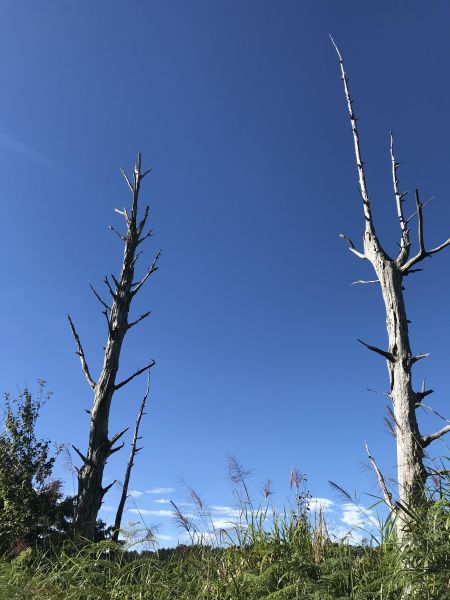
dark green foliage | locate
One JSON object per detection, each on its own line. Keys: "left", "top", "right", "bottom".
{"left": 0, "top": 382, "right": 71, "bottom": 554}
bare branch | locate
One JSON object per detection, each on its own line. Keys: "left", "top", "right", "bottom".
{"left": 421, "top": 424, "right": 450, "bottom": 448}
{"left": 410, "top": 353, "right": 429, "bottom": 365}
{"left": 112, "top": 372, "right": 151, "bottom": 542}
{"left": 68, "top": 315, "right": 96, "bottom": 390}
{"left": 102, "top": 480, "right": 117, "bottom": 495}
{"left": 405, "top": 196, "right": 432, "bottom": 226}
{"left": 111, "top": 274, "right": 120, "bottom": 289}
{"left": 416, "top": 189, "right": 426, "bottom": 256}
{"left": 72, "top": 445, "right": 90, "bottom": 466}
{"left": 339, "top": 233, "right": 366, "bottom": 259}
{"left": 351, "top": 279, "right": 379, "bottom": 286}
{"left": 128, "top": 311, "right": 151, "bottom": 330}
{"left": 89, "top": 283, "right": 110, "bottom": 312}
{"left": 401, "top": 189, "right": 450, "bottom": 272}
{"left": 103, "top": 309, "right": 113, "bottom": 337}
{"left": 357, "top": 338, "right": 396, "bottom": 362}
{"left": 138, "top": 229, "right": 153, "bottom": 245}
{"left": 365, "top": 441, "right": 396, "bottom": 513}
{"left": 419, "top": 403, "right": 449, "bottom": 423}
{"left": 131, "top": 251, "right": 143, "bottom": 268}
{"left": 415, "top": 388, "right": 434, "bottom": 404}
{"left": 131, "top": 250, "right": 161, "bottom": 296}
{"left": 390, "top": 133, "right": 410, "bottom": 265}
{"left": 115, "top": 360, "right": 155, "bottom": 391}
{"left": 103, "top": 276, "right": 117, "bottom": 299}
{"left": 403, "top": 268, "right": 423, "bottom": 276}
{"left": 110, "top": 427, "right": 129, "bottom": 448}
{"left": 109, "top": 225, "right": 126, "bottom": 241}
{"left": 331, "top": 37, "right": 374, "bottom": 233}
{"left": 367, "top": 388, "right": 391, "bottom": 398}
{"left": 137, "top": 204, "right": 150, "bottom": 237}
{"left": 109, "top": 442, "right": 125, "bottom": 456}
{"left": 141, "top": 167, "right": 153, "bottom": 180}
{"left": 120, "top": 168, "right": 134, "bottom": 193}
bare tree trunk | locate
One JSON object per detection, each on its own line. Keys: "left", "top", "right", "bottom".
{"left": 69, "top": 154, "right": 160, "bottom": 541}
{"left": 332, "top": 39, "right": 450, "bottom": 541}
{"left": 112, "top": 375, "right": 150, "bottom": 543}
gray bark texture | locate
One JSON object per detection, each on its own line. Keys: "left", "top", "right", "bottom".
{"left": 332, "top": 39, "right": 450, "bottom": 540}
{"left": 69, "top": 154, "right": 159, "bottom": 541}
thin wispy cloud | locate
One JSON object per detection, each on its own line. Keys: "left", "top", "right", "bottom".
{"left": 129, "top": 490, "right": 144, "bottom": 498}
{"left": 308, "top": 497, "right": 334, "bottom": 512}
{"left": 340, "top": 503, "right": 378, "bottom": 528}
{"left": 212, "top": 518, "right": 238, "bottom": 529}
{"left": 147, "top": 487, "right": 175, "bottom": 495}
{"left": 211, "top": 505, "right": 241, "bottom": 518}
{"left": 128, "top": 507, "right": 196, "bottom": 520}
{"left": 0, "top": 130, "right": 80, "bottom": 183}
{"left": 154, "top": 498, "right": 171, "bottom": 504}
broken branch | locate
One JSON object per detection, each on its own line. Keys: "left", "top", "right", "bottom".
{"left": 131, "top": 250, "right": 161, "bottom": 296}
{"left": 115, "top": 360, "right": 155, "bottom": 391}
{"left": 120, "top": 169, "right": 134, "bottom": 193}
{"left": 390, "top": 132, "right": 409, "bottom": 264}
{"left": 357, "top": 338, "right": 396, "bottom": 362}
{"left": 128, "top": 311, "right": 151, "bottom": 330}
{"left": 401, "top": 189, "right": 450, "bottom": 272}
{"left": 365, "top": 442, "right": 396, "bottom": 513}
{"left": 109, "top": 225, "right": 126, "bottom": 241}
{"left": 339, "top": 233, "right": 366, "bottom": 259}
{"left": 421, "top": 424, "right": 450, "bottom": 448}
{"left": 89, "top": 284, "right": 110, "bottom": 312}
{"left": 410, "top": 353, "right": 429, "bottom": 365}
{"left": 72, "top": 445, "right": 90, "bottom": 466}
{"left": 104, "top": 276, "right": 117, "bottom": 299}
{"left": 351, "top": 279, "right": 379, "bottom": 286}
{"left": 68, "top": 315, "right": 96, "bottom": 390}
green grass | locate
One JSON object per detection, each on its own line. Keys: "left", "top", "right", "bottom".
{"left": 0, "top": 469, "right": 449, "bottom": 599}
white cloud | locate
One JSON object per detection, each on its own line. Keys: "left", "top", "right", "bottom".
{"left": 308, "top": 497, "right": 334, "bottom": 512}
{"left": 129, "top": 490, "right": 144, "bottom": 498}
{"left": 340, "top": 503, "right": 378, "bottom": 528}
{"left": 211, "top": 505, "right": 241, "bottom": 518}
{"left": 154, "top": 498, "right": 171, "bottom": 504}
{"left": 147, "top": 487, "right": 175, "bottom": 494}
{"left": 212, "top": 518, "right": 238, "bottom": 529}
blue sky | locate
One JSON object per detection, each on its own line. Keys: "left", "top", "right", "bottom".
{"left": 1, "top": 0, "right": 450, "bottom": 544}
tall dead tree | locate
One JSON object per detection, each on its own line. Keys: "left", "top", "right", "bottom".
{"left": 112, "top": 374, "right": 150, "bottom": 543}
{"left": 69, "top": 154, "right": 160, "bottom": 540}
{"left": 332, "top": 40, "right": 450, "bottom": 536}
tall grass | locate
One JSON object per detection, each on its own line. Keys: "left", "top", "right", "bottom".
{"left": 0, "top": 464, "right": 448, "bottom": 599}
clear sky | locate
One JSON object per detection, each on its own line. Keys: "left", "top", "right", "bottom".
{"left": 1, "top": 0, "right": 450, "bottom": 545}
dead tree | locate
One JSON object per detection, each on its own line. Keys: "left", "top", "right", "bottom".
{"left": 332, "top": 40, "right": 450, "bottom": 536}
{"left": 69, "top": 154, "right": 160, "bottom": 540}
{"left": 112, "top": 374, "right": 150, "bottom": 543}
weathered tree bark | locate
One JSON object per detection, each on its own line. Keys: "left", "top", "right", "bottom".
{"left": 332, "top": 39, "right": 450, "bottom": 540}
{"left": 69, "top": 154, "right": 160, "bottom": 541}
{"left": 112, "top": 374, "right": 150, "bottom": 543}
